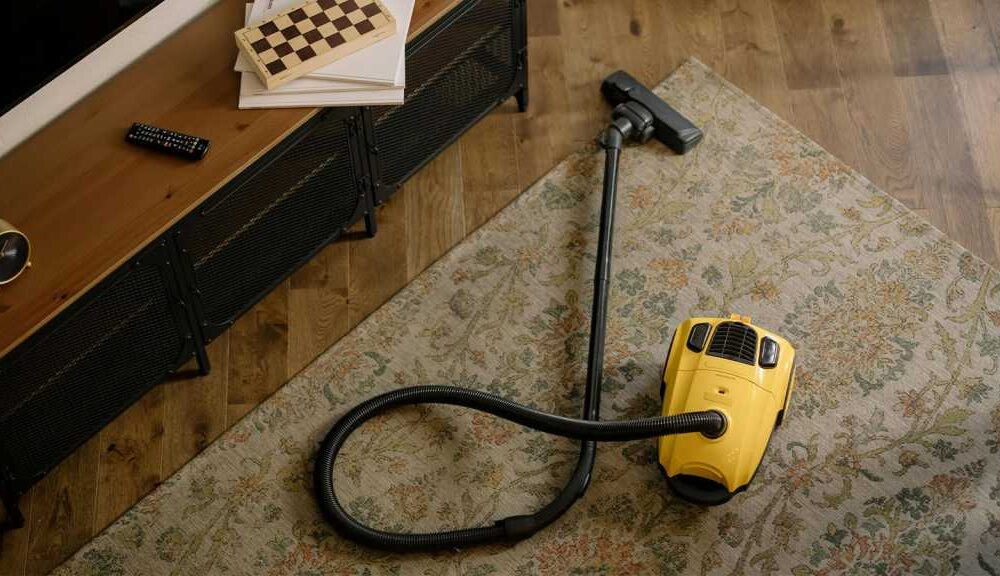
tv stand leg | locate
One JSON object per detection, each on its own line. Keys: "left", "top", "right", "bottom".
{"left": 515, "top": 83, "right": 529, "bottom": 113}
{"left": 194, "top": 343, "right": 211, "bottom": 376}
{"left": 0, "top": 469, "right": 24, "bottom": 532}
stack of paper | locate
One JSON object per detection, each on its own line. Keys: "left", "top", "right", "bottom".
{"left": 236, "top": 0, "right": 413, "bottom": 109}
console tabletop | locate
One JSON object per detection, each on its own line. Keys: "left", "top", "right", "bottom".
{"left": 0, "top": 0, "right": 459, "bottom": 358}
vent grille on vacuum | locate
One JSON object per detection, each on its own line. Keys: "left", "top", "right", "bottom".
{"left": 706, "top": 322, "right": 758, "bottom": 365}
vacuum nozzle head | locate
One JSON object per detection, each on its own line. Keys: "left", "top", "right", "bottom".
{"left": 601, "top": 70, "right": 703, "bottom": 154}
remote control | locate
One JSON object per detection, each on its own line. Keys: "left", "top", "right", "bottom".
{"left": 126, "top": 123, "right": 210, "bottom": 161}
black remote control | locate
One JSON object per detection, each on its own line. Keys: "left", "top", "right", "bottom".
{"left": 126, "top": 122, "right": 210, "bottom": 161}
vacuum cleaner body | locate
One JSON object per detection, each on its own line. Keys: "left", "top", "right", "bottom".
{"left": 316, "top": 71, "right": 798, "bottom": 552}
{"left": 659, "top": 315, "right": 796, "bottom": 504}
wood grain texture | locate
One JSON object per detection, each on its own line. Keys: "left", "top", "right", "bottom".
{"left": 787, "top": 86, "right": 865, "bottom": 171}
{"left": 405, "top": 146, "right": 466, "bottom": 278}
{"left": 824, "top": 0, "right": 919, "bottom": 207}
{"left": 514, "top": 36, "right": 579, "bottom": 193}
{"left": 992, "top": 208, "right": 1000, "bottom": 258}
{"left": 348, "top": 194, "right": 409, "bottom": 327}
{"left": 23, "top": 438, "right": 100, "bottom": 576}
{"left": 932, "top": 0, "right": 1000, "bottom": 207}
{"left": 162, "top": 336, "right": 230, "bottom": 476}
{"left": 770, "top": 0, "right": 868, "bottom": 170}
{"left": 987, "top": 0, "right": 1000, "bottom": 52}
{"left": 661, "top": 0, "right": 726, "bottom": 73}
{"left": 226, "top": 285, "right": 289, "bottom": 424}
{"left": 93, "top": 388, "right": 165, "bottom": 531}
{"left": 896, "top": 73, "right": 998, "bottom": 265}
{"left": 771, "top": 0, "right": 840, "bottom": 89}
{"left": 460, "top": 107, "right": 519, "bottom": 232}
{"left": 719, "top": 0, "right": 792, "bottom": 119}
{"left": 0, "top": 0, "right": 467, "bottom": 360}
{"left": 527, "top": 0, "right": 560, "bottom": 37}
{"left": 287, "top": 243, "right": 351, "bottom": 378}
{"left": 879, "top": 0, "right": 950, "bottom": 76}
{"left": 0, "top": 0, "right": 314, "bottom": 360}
{"left": 11, "top": 1, "right": 1000, "bottom": 573}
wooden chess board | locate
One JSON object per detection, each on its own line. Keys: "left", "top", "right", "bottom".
{"left": 235, "top": 0, "right": 395, "bottom": 89}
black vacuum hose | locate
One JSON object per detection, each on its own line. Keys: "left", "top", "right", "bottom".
{"left": 314, "top": 385, "right": 725, "bottom": 552}
{"left": 315, "top": 119, "right": 717, "bottom": 552}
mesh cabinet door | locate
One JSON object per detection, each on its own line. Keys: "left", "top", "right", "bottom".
{"left": 175, "top": 108, "right": 368, "bottom": 341}
{"left": 0, "top": 241, "right": 195, "bottom": 496}
{"left": 370, "top": 0, "right": 525, "bottom": 203}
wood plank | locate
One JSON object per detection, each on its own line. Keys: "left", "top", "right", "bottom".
{"left": 162, "top": 336, "right": 229, "bottom": 477}
{"left": 0, "top": 0, "right": 469, "bottom": 360}
{"left": 880, "top": 0, "right": 995, "bottom": 263}
{"left": 527, "top": 0, "right": 560, "bottom": 37}
{"left": 659, "top": 0, "right": 726, "bottom": 72}
{"left": 93, "top": 388, "right": 165, "bottom": 531}
{"left": 287, "top": 243, "right": 351, "bottom": 378}
{"left": 556, "top": 0, "right": 629, "bottom": 138}
{"left": 895, "top": 73, "right": 998, "bottom": 265}
{"left": 514, "top": 36, "right": 580, "bottom": 193}
{"left": 932, "top": 0, "right": 1000, "bottom": 207}
{"left": 226, "top": 285, "right": 289, "bottom": 424}
{"left": 719, "top": 0, "right": 793, "bottom": 120}
{"left": 460, "top": 108, "right": 519, "bottom": 233}
{"left": 786, "top": 87, "right": 864, "bottom": 171}
{"left": 987, "top": 1, "right": 1000, "bottom": 54}
{"left": 409, "top": 0, "right": 463, "bottom": 39}
{"left": 991, "top": 208, "right": 1000, "bottom": 259}
{"left": 0, "top": 493, "right": 28, "bottom": 576}
{"left": 22, "top": 437, "right": 100, "bottom": 575}
{"left": 771, "top": 0, "right": 863, "bottom": 169}
{"left": 405, "top": 145, "right": 466, "bottom": 279}
{"left": 348, "top": 194, "right": 409, "bottom": 328}
{"left": 879, "top": 0, "right": 950, "bottom": 76}
{"left": 770, "top": 0, "right": 841, "bottom": 89}
{"left": 823, "top": 0, "right": 920, "bottom": 207}
{"left": 621, "top": 1, "right": 676, "bottom": 83}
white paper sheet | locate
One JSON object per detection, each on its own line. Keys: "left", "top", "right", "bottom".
{"left": 238, "top": 73, "right": 404, "bottom": 108}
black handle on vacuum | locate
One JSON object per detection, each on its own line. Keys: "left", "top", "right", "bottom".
{"left": 601, "top": 70, "right": 703, "bottom": 154}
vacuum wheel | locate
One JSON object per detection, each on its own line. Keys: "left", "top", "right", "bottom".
{"left": 662, "top": 468, "right": 734, "bottom": 506}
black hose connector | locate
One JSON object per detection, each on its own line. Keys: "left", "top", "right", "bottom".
{"left": 314, "top": 385, "right": 726, "bottom": 552}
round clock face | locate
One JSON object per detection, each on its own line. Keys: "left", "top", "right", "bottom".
{"left": 0, "top": 230, "right": 30, "bottom": 284}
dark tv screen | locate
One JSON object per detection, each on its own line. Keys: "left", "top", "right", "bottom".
{"left": 1, "top": 0, "right": 166, "bottom": 116}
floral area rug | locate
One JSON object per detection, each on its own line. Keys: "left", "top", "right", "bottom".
{"left": 55, "top": 59, "right": 1000, "bottom": 575}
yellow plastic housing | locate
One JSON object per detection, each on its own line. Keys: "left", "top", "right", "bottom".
{"left": 658, "top": 315, "right": 795, "bottom": 501}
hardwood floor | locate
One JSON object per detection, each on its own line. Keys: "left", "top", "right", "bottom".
{"left": 4, "top": 0, "right": 1000, "bottom": 572}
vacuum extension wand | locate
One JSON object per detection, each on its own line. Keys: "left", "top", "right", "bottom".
{"left": 314, "top": 71, "right": 710, "bottom": 552}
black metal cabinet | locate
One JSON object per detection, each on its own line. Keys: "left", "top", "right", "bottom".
{"left": 175, "top": 108, "right": 372, "bottom": 343}
{"left": 0, "top": 0, "right": 526, "bottom": 531}
{"left": 0, "top": 240, "right": 196, "bottom": 528}
{"left": 369, "top": 0, "right": 527, "bottom": 203}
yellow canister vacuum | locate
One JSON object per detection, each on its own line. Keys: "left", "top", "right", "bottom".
{"left": 315, "top": 71, "right": 797, "bottom": 551}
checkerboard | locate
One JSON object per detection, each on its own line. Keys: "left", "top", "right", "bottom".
{"left": 235, "top": 0, "right": 396, "bottom": 90}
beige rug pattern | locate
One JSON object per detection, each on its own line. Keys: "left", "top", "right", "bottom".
{"left": 55, "top": 60, "right": 1000, "bottom": 575}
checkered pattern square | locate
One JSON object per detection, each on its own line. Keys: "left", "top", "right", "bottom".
{"left": 235, "top": 0, "right": 395, "bottom": 88}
